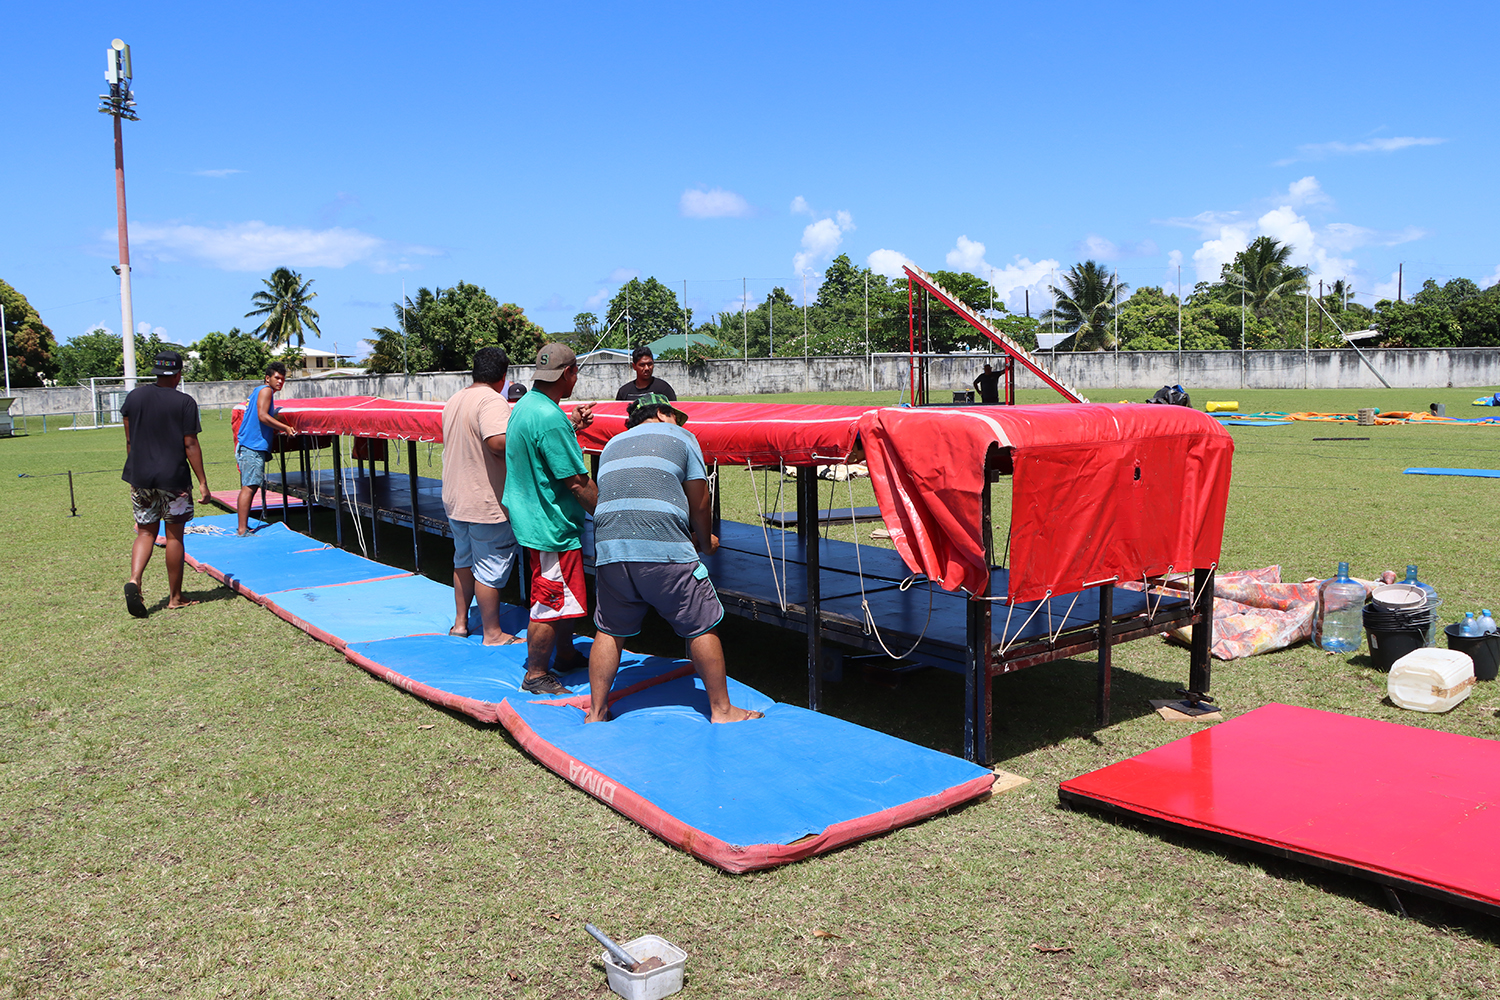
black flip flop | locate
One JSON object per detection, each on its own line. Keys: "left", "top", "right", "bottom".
{"left": 124, "top": 582, "right": 148, "bottom": 619}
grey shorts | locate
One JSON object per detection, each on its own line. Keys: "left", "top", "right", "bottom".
{"left": 594, "top": 560, "right": 723, "bottom": 639}
{"left": 450, "top": 518, "right": 518, "bottom": 589}
{"left": 237, "top": 445, "right": 272, "bottom": 487}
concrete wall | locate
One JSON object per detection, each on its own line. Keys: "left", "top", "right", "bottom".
{"left": 8, "top": 348, "right": 1499, "bottom": 417}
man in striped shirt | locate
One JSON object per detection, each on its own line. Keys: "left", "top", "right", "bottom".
{"left": 583, "top": 394, "right": 762, "bottom": 724}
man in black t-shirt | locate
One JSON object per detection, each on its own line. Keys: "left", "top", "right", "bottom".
{"left": 972, "top": 361, "right": 1006, "bottom": 405}
{"left": 615, "top": 347, "right": 677, "bottom": 402}
{"left": 120, "top": 351, "right": 211, "bottom": 617}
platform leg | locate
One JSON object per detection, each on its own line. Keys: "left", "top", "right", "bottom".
{"left": 1096, "top": 583, "right": 1113, "bottom": 727}
{"left": 364, "top": 451, "right": 379, "bottom": 560}
{"left": 302, "top": 439, "right": 314, "bottom": 533}
{"left": 1190, "top": 567, "right": 1214, "bottom": 694}
{"left": 798, "top": 466, "right": 823, "bottom": 712}
{"left": 407, "top": 440, "right": 421, "bottom": 572}
{"left": 279, "top": 447, "right": 289, "bottom": 520}
{"left": 332, "top": 436, "right": 344, "bottom": 549}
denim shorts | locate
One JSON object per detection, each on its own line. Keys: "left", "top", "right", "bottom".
{"left": 450, "top": 518, "right": 518, "bottom": 589}
{"left": 236, "top": 445, "right": 272, "bottom": 487}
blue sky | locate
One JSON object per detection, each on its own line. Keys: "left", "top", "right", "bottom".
{"left": 5, "top": 2, "right": 1496, "bottom": 358}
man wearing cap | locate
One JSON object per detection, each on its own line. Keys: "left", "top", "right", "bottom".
{"left": 442, "top": 347, "right": 522, "bottom": 645}
{"left": 614, "top": 346, "right": 676, "bottom": 403}
{"left": 503, "top": 343, "right": 597, "bottom": 694}
{"left": 584, "top": 393, "right": 762, "bottom": 724}
{"left": 120, "top": 351, "right": 212, "bottom": 617}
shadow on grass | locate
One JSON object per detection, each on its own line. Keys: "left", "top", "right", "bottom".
{"left": 1065, "top": 802, "right": 1500, "bottom": 941}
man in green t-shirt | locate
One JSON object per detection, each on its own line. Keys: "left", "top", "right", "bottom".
{"left": 503, "top": 343, "right": 597, "bottom": 694}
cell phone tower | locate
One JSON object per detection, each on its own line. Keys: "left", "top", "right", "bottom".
{"left": 99, "top": 39, "right": 139, "bottom": 388}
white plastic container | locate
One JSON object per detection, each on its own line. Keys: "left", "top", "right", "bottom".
{"left": 601, "top": 935, "right": 687, "bottom": 1000}
{"left": 1388, "top": 647, "right": 1475, "bottom": 712}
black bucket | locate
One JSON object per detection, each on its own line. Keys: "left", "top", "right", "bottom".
{"left": 1445, "top": 625, "right": 1500, "bottom": 682}
{"left": 1363, "top": 602, "right": 1431, "bottom": 672}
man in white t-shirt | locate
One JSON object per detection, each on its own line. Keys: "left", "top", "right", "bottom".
{"left": 441, "top": 347, "right": 522, "bottom": 645}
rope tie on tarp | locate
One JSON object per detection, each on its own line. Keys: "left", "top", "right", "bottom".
{"left": 842, "top": 471, "right": 934, "bottom": 659}
{"left": 996, "top": 589, "right": 1050, "bottom": 657}
{"left": 749, "top": 461, "right": 790, "bottom": 613}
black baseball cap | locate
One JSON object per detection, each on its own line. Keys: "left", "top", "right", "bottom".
{"left": 151, "top": 351, "right": 184, "bottom": 376}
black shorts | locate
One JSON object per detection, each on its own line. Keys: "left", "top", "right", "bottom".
{"left": 593, "top": 561, "right": 724, "bottom": 639}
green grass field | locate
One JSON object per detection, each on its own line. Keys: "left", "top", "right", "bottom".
{"left": 2, "top": 387, "right": 1498, "bottom": 998}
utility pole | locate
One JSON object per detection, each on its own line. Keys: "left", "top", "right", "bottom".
{"left": 2, "top": 303, "right": 10, "bottom": 395}
{"left": 1398, "top": 263, "right": 1404, "bottom": 303}
{"left": 99, "top": 38, "right": 139, "bottom": 389}
{"left": 742, "top": 278, "right": 747, "bottom": 361}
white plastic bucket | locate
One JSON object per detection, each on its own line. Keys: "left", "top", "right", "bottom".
{"left": 601, "top": 935, "right": 687, "bottom": 1000}
{"left": 1388, "top": 647, "right": 1475, "bottom": 712}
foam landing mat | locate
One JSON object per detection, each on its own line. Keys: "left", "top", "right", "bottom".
{"left": 176, "top": 513, "right": 998, "bottom": 872}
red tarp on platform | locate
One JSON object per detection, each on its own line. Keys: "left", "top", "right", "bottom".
{"left": 1059, "top": 704, "right": 1500, "bottom": 916}
{"left": 240, "top": 395, "right": 1231, "bottom": 602}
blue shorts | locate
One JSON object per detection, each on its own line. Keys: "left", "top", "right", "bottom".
{"left": 236, "top": 445, "right": 272, "bottom": 487}
{"left": 450, "top": 519, "right": 518, "bottom": 589}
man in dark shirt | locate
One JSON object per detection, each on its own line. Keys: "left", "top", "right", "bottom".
{"left": 972, "top": 361, "right": 1006, "bottom": 405}
{"left": 120, "top": 351, "right": 211, "bottom": 617}
{"left": 615, "top": 347, "right": 677, "bottom": 402}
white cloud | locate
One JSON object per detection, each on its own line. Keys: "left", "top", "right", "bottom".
{"left": 1286, "top": 176, "right": 1332, "bottom": 208}
{"left": 1484, "top": 265, "right": 1500, "bottom": 290}
{"left": 136, "top": 320, "right": 167, "bottom": 338}
{"left": 680, "top": 187, "right": 752, "bottom": 219}
{"left": 607, "top": 267, "right": 639, "bottom": 283}
{"left": 125, "top": 221, "right": 440, "bottom": 273}
{"left": 939, "top": 235, "right": 1060, "bottom": 312}
{"left": 83, "top": 321, "right": 116, "bottom": 338}
{"left": 867, "top": 249, "right": 914, "bottom": 280}
{"left": 793, "top": 211, "right": 855, "bottom": 275}
{"left": 1276, "top": 136, "right": 1445, "bottom": 165}
{"left": 790, "top": 196, "right": 812, "bottom": 216}
{"left": 192, "top": 168, "right": 242, "bottom": 178}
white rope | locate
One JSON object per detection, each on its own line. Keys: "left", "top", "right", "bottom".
{"left": 1046, "top": 588, "right": 1085, "bottom": 646}
{"left": 996, "top": 589, "right": 1052, "bottom": 657}
{"left": 749, "top": 462, "right": 790, "bottom": 612}
{"left": 842, "top": 470, "right": 934, "bottom": 659}
{"left": 341, "top": 446, "right": 369, "bottom": 557}
{"left": 1190, "top": 563, "right": 1218, "bottom": 608}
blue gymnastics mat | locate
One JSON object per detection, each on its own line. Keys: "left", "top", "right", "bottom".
{"left": 1404, "top": 467, "right": 1500, "bottom": 478}
{"left": 181, "top": 515, "right": 402, "bottom": 599}
{"left": 180, "top": 512, "right": 1001, "bottom": 873}
{"left": 343, "top": 634, "right": 690, "bottom": 721}
{"left": 270, "top": 573, "right": 530, "bottom": 648}
{"left": 501, "top": 674, "right": 996, "bottom": 872}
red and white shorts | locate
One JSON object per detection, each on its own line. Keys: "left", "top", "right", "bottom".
{"left": 525, "top": 547, "right": 587, "bottom": 623}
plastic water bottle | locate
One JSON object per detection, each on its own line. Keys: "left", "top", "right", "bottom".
{"left": 1460, "top": 612, "right": 1482, "bottom": 637}
{"left": 1402, "top": 565, "right": 1440, "bottom": 646}
{"left": 1315, "top": 562, "right": 1365, "bottom": 653}
{"left": 1478, "top": 609, "right": 1497, "bottom": 635}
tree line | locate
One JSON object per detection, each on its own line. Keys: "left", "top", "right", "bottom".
{"left": 7, "top": 243, "right": 1500, "bottom": 389}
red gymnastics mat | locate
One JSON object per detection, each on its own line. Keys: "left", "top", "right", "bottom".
{"left": 1059, "top": 704, "right": 1500, "bottom": 915}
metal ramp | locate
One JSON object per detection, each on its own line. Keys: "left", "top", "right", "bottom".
{"left": 903, "top": 263, "right": 1088, "bottom": 404}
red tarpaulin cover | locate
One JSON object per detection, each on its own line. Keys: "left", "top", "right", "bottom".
{"left": 239, "top": 396, "right": 1231, "bottom": 602}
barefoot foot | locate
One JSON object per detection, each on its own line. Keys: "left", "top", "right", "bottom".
{"left": 710, "top": 706, "right": 764, "bottom": 724}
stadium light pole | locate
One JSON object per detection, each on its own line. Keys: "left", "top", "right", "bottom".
{"left": 99, "top": 38, "right": 139, "bottom": 390}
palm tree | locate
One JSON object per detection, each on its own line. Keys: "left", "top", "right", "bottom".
{"left": 246, "top": 267, "right": 321, "bottom": 348}
{"left": 1042, "top": 260, "right": 1126, "bottom": 350}
{"left": 1220, "top": 237, "right": 1309, "bottom": 320}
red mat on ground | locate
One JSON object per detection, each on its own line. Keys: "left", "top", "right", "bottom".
{"left": 208, "top": 488, "right": 304, "bottom": 509}
{"left": 1059, "top": 704, "right": 1500, "bottom": 915}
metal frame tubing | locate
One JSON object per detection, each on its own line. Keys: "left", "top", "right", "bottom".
{"left": 797, "top": 465, "right": 823, "bottom": 712}
{"left": 407, "top": 440, "right": 421, "bottom": 571}
{"left": 301, "top": 438, "right": 314, "bottom": 533}
{"left": 331, "top": 435, "right": 344, "bottom": 548}
{"left": 363, "top": 449, "right": 379, "bottom": 560}
{"left": 1189, "top": 567, "right": 1215, "bottom": 694}
{"left": 1095, "top": 583, "right": 1114, "bottom": 726}
{"left": 965, "top": 444, "right": 1000, "bottom": 763}
{"left": 278, "top": 448, "right": 289, "bottom": 520}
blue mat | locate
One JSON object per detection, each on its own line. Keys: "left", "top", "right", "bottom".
{"left": 344, "top": 634, "right": 682, "bottom": 705}
{"left": 182, "top": 516, "right": 400, "bottom": 597}
{"left": 1404, "top": 468, "right": 1500, "bottom": 478}
{"left": 181, "top": 510, "right": 1000, "bottom": 872}
{"left": 271, "top": 573, "right": 530, "bottom": 646}
{"left": 1217, "top": 419, "right": 1291, "bottom": 427}
{"left": 504, "top": 675, "right": 994, "bottom": 863}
